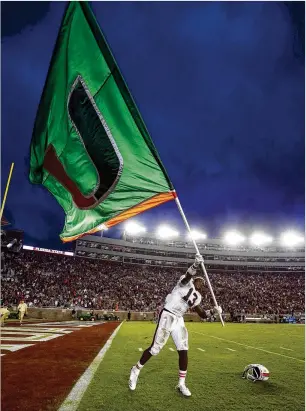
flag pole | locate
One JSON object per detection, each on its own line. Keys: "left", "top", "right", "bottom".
{"left": 174, "top": 196, "right": 225, "bottom": 327}
{"left": 0, "top": 163, "right": 14, "bottom": 221}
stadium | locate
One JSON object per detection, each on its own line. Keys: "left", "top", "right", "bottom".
{"left": 1, "top": 2, "right": 305, "bottom": 411}
{"left": 1, "top": 224, "right": 305, "bottom": 410}
{"left": 2, "top": 224, "right": 305, "bottom": 318}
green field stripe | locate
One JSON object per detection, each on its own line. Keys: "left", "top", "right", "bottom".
{"left": 77, "top": 322, "right": 305, "bottom": 411}
{"left": 191, "top": 331, "right": 305, "bottom": 363}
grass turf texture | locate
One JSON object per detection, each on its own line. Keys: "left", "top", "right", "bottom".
{"left": 77, "top": 322, "right": 305, "bottom": 411}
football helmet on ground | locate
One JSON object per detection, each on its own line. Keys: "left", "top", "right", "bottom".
{"left": 242, "top": 364, "right": 270, "bottom": 382}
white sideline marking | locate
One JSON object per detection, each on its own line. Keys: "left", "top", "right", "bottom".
{"left": 280, "top": 347, "right": 293, "bottom": 351}
{"left": 191, "top": 331, "right": 304, "bottom": 363}
{"left": 169, "top": 347, "right": 175, "bottom": 352}
{"left": 226, "top": 348, "right": 236, "bottom": 352}
{"left": 197, "top": 348, "right": 205, "bottom": 352}
{"left": 58, "top": 322, "right": 124, "bottom": 411}
{"left": 138, "top": 348, "right": 143, "bottom": 351}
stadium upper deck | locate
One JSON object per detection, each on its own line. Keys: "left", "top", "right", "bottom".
{"left": 75, "top": 234, "right": 305, "bottom": 271}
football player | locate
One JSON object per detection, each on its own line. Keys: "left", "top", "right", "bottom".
{"left": 17, "top": 300, "right": 28, "bottom": 325}
{"left": 0, "top": 305, "right": 10, "bottom": 327}
{"left": 129, "top": 254, "right": 222, "bottom": 397}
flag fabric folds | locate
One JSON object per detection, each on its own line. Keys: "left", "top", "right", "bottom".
{"left": 29, "top": 1, "right": 176, "bottom": 242}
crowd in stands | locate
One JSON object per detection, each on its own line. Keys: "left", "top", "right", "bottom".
{"left": 1, "top": 250, "right": 304, "bottom": 314}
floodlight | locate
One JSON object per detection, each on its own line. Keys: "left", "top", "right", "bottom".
{"left": 224, "top": 231, "right": 245, "bottom": 245}
{"left": 250, "top": 232, "right": 273, "bottom": 247}
{"left": 125, "top": 221, "right": 146, "bottom": 235}
{"left": 156, "top": 225, "right": 179, "bottom": 239}
{"left": 188, "top": 230, "right": 207, "bottom": 241}
{"left": 280, "top": 231, "right": 304, "bottom": 247}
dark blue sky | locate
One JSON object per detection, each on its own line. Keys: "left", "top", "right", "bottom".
{"left": 1, "top": 1, "right": 305, "bottom": 249}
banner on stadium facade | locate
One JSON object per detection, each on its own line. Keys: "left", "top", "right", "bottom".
{"left": 23, "top": 245, "right": 74, "bottom": 256}
{"left": 29, "top": 1, "right": 176, "bottom": 243}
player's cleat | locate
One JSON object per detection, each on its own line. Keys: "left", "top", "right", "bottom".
{"left": 129, "top": 366, "right": 140, "bottom": 391}
{"left": 176, "top": 383, "right": 191, "bottom": 397}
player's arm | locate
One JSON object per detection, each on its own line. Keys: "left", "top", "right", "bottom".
{"left": 180, "top": 254, "right": 204, "bottom": 285}
{"left": 194, "top": 305, "right": 209, "bottom": 319}
{"left": 194, "top": 305, "right": 223, "bottom": 320}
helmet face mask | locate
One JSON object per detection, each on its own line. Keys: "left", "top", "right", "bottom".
{"left": 242, "top": 364, "right": 270, "bottom": 382}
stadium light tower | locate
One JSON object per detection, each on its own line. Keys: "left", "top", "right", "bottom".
{"left": 188, "top": 230, "right": 207, "bottom": 241}
{"left": 124, "top": 221, "right": 146, "bottom": 235}
{"left": 280, "top": 231, "right": 304, "bottom": 247}
{"left": 224, "top": 230, "right": 245, "bottom": 245}
{"left": 250, "top": 232, "right": 273, "bottom": 247}
{"left": 156, "top": 225, "right": 179, "bottom": 239}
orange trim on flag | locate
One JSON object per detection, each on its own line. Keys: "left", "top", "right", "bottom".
{"left": 105, "top": 191, "right": 177, "bottom": 228}
{"left": 61, "top": 190, "right": 177, "bottom": 243}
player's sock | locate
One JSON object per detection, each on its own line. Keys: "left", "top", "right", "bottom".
{"left": 135, "top": 361, "right": 144, "bottom": 372}
{"left": 178, "top": 370, "right": 187, "bottom": 385}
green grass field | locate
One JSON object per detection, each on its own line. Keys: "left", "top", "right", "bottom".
{"left": 78, "top": 322, "right": 305, "bottom": 411}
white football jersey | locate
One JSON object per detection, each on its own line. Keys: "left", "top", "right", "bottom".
{"left": 164, "top": 275, "right": 202, "bottom": 317}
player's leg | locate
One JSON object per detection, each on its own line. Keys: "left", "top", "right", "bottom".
{"left": 20, "top": 311, "right": 24, "bottom": 325}
{"left": 171, "top": 317, "right": 191, "bottom": 397}
{"left": 129, "top": 310, "right": 174, "bottom": 391}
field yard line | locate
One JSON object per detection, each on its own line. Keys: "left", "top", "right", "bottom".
{"left": 197, "top": 348, "right": 205, "bottom": 352}
{"left": 226, "top": 348, "right": 236, "bottom": 352}
{"left": 1, "top": 327, "right": 74, "bottom": 333}
{"left": 138, "top": 348, "right": 143, "bottom": 351}
{"left": 58, "top": 322, "right": 124, "bottom": 411}
{"left": 191, "top": 331, "right": 304, "bottom": 363}
{"left": 1, "top": 334, "right": 63, "bottom": 342}
{"left": 280, "top": 347, "right": 294, "bottom": 351}
{"left": 169, "top": 347, "right": 175, "bottom": 352}
{"left": 1, "top": 344, "right": 34, "bottom": 352}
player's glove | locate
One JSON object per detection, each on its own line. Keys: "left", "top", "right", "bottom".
{"left": 193, "top": 254, "right": 204, "bottom": 268}
{"left": 213, "top": 306, "right": 222, "bottom": 315}
{"left": 187, "top": 254, "right": 204, "bottom": 276}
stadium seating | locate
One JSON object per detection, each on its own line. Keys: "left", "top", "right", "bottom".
{"left": 1, "top": 249, "right": 304, "bottom": 315}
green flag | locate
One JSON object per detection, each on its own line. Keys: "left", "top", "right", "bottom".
{"left": 29, "top": 1, "right": 176, "bottom": 242}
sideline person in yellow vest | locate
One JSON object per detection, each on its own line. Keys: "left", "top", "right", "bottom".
{"left": 0, "top": 306, "right": 10, "bottom": 326}
{"left": 17, "top": 300, "right": 28, "bottom": 325}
